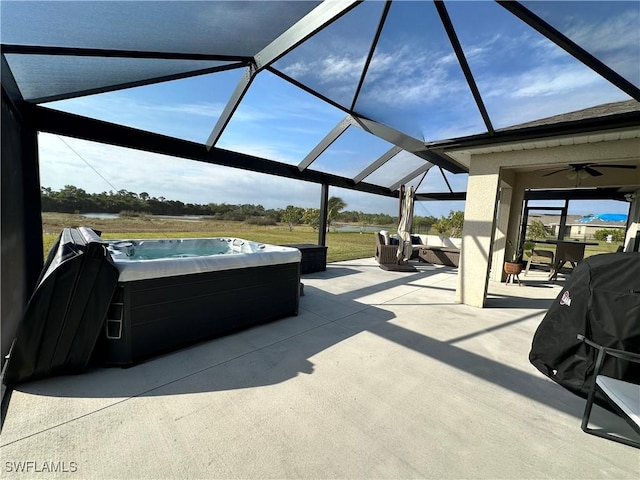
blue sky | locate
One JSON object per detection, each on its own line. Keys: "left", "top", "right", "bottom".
{"left": 33, "top": 0, "right": 638, "bottom": 218}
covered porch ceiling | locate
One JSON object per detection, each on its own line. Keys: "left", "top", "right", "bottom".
{"left": 2, "top": 0, "right": 639, "bottom": 202}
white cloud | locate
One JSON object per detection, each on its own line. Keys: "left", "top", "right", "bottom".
{"left": 499, "top": 65, "right": 602, "bottom": 99}
{"left": 217, "top": 137, "right": 300, "bottom": 165}
{"left": 566, "top": 9, "right": 639, "bottom": 56}
{"left": 360, "top": 46, "right": 469, "bottom": 107}
{"left": 280, "top": 42, "right": 469, "bottom": 110}
{"left": 145, "top": 101, "right": 224, "bottom": 118}
{"left": 564, "top": 9, "right": 640, "bottom": 85}
{"left": 281, "top": 53, "right": 364, "bottom": 85}
{"left": 48, "top": 94, "right": 223, "bottom": 121}
{"left": 460, "top": 24, "right": 632, "bottom": 127}
{"left": 46, "top": 93, "right": 223, "bottom": 143}
{"left": 321, "top": 55, "right": 366, "bottom": 82}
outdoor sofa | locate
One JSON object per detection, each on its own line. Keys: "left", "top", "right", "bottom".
{"left": 375, "top": 232, "right": 461, "bottom": 268}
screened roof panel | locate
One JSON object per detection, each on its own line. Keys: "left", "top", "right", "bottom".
{"left": 45, "top": 71, "right": 244, "bottom": 143}
{"left": 409, "top": 168, "right": 468, "bottom": 194}
{"left": 2, "top": 0, "right": 638, "bottom": 201}
{"left": 447, "top": 0, "right": 632, "bottom": 130}
{"left": 363, "top": 150, "right": 428, "bottom": 188}
{"left": 4, "top": 54, "right": 235, "bottom": 103}
{"left": 272, "top": 1, "right": 385, "bottom": 108}
{"left": 521, "top": 1, "right": 640, "bottom": 89}
{"left": 216, "top": 70, "right": 345, "bottom": 164}
{"left": 1, "top": 1, "right": 320, "bottom": 56}
{"left": 308, "top": 126, "right": 393, "bottom": 179}
{"left": 354, "top": 0, "right": 487, "bottom": 143}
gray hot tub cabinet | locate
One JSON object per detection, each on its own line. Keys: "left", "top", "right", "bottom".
{"left": 99, "top": 262, "right": 301, "bottom": 366}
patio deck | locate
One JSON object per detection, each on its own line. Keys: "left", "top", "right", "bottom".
{"left": 1, "top": 258, "right": 638, "bottom": 479}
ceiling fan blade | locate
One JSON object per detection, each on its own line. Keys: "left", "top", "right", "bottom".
{"left": 594, "top": 164, "right": 637, "bottom": 169}
{"left": 541, "top": 168, "right": 568, "bottom": 177}
{"left": 583, "top": 166, "right": 603, "bottom": 177}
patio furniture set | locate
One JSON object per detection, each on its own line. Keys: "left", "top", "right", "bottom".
{"left": 375, "top": 231, "right": 461, "bottom": 270}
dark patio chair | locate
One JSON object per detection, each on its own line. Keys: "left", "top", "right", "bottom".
{"left": 374, "top": 232, "right": 416, "bottom": 272}
{"left": 577, "top": 334, "right": 640, "bottom": 449}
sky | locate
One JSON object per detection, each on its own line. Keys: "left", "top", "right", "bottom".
{"left": 29, "top": 0, "right": 639, "bottom": 218}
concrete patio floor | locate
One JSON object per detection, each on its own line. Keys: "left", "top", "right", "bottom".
{"left": 1, "top": 257, "right": 638, "bottom": 479}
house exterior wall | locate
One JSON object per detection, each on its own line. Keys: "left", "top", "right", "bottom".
{"left": 548, "top": 223, "right": 626, "bottom": 240}
{"left": 454, "top": 137, "right": 639, "bottom": 308}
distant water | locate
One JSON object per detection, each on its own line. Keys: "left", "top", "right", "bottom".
{"left": 81, "top": 213, "right": 119, "bottom": 219}
{"left": 334, "top": 225, "right": 389, "bottom": 232}
{"left": 78, "top": 216, "right": 383, "bottom": 228}
{"left": 79, "top": 213, "right": 204, "bottom": 221}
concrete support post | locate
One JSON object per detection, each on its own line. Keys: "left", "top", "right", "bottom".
{"left": 624, "top": 189, "right": 640, "bottom": 252}
{"left": 490, "top": 185, "right": 513, "bottom": 282}
{"left": 455, "top": 160, "right": 501, "bottom": 307}
{"left": 505, "top": 182, "right": 526, "bottom": 259}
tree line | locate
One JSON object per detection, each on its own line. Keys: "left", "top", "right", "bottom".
{"left": 41, "top": 185, "right": 459, "bottom": 233}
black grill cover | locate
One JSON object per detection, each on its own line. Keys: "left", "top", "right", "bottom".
{"left": 3, "top": 228, "right": 119, "bottom": 386}
{"left": 529, "top": 252, "right": 640, "bottom": 399}
{"left": 529, "top": 252, "right": 640, "bottom": 398}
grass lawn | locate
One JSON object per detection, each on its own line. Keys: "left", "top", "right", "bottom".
{"left": 42, "top": 212, "right": 386, "bottom": 263}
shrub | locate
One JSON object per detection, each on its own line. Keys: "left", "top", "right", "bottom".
{"left": 527, "top": 219, "right": 548, "bottom": 240}
{"left": 302, "top": 208, "right": 321, "bottom": 232}
{"left": 594, "top": 228, "right": 625, "bottom": 242}
{"left": 433, "top": 210, "right": 464, "bottom": 237}
{"left": 281, "top": 205, "right": 305, "bottom": 232}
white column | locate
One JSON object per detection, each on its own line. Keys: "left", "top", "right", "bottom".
{"left": 491, "top": 185, "right": 512, "bottom": 282}
{"left": 624, "top": 189, "right": 640, "bottom": 252}
{"left": 455, "top": 160, "right": 501, "bottom": 307}
{"left": 506, "top": 180, "right": 526, "bottom": 258}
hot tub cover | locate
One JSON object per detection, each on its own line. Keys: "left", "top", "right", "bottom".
{"left": 3, "top": 227, "right": 119, "bottom": 385}
{"left": 529, "top": 252, "right": 640, "bottom": 399}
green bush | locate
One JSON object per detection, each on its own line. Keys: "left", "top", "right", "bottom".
{"left": 527, "top": 219, "right": 548, "bottom": 240}
{"left": 433, "top": 210, "right": 464, "bottom": 237}
{"left": 593, "top": 229, "right": 625, "bottom": 242}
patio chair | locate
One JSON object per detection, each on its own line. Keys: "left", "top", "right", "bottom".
{"left": 374, "top": 232, "right": 416, "bottom": 272}
{"left": 524, "top": 249, "right": 554, "bottom": 275}
{"left": 577, "top": 334, "right": 640, "bottom": 449}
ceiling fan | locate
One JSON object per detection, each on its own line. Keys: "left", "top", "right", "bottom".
{"left": 541, "top": 162, "right": 637, "bottom": 178}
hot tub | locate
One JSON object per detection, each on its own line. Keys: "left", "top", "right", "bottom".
{"left": 100, "top": 237, "right": 301, "bottom": 365}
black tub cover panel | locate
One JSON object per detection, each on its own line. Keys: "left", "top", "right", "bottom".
{"left": 3, "top": 227, "right": 119, "bottom": 385}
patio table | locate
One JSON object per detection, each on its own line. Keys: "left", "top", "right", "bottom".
{"left": 530, "top": 239, "right": 598, "bottom": 281}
